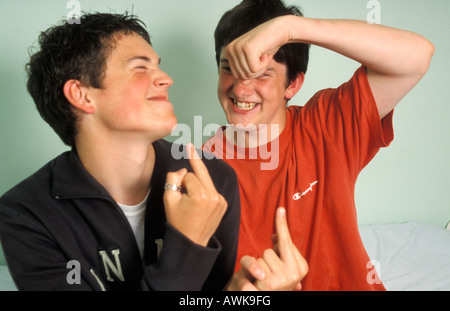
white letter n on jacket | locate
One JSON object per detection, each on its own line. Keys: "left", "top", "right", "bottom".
{"left": 98, "top": 249, "right": 125, "bottom": 282}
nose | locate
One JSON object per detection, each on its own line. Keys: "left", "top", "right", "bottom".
{"left": 154, "top": 69, "right": 173, "bottom": 88}
{"left": 233, "top": 78, "right": 253, "bottom": 98}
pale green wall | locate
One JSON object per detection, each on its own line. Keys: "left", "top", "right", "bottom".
{"left": 0, "top": 0, "right": 448, "bottom": 236}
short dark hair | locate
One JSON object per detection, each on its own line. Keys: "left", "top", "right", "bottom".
{"left": 214, "top": 0, "right": 310, "bottom": 85}
{"left": 26, "top": 12, "right": 151, "bottom": 146}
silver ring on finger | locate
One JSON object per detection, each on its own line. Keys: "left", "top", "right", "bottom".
{"left": 164, "top": 183, "right": 183, "bottom": 193}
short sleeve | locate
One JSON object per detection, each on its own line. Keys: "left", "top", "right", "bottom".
{"left": 302, "top": 66, "right": 394, "bottom": 173}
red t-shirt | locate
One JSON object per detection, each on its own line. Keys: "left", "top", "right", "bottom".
{"left": 204, "top": 66, "right": 393, "bottom": 290}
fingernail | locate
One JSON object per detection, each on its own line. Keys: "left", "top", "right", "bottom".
{"left": 278, "top": 207, "right": 286, "bottom": 216}
{"left": 178, "top": 168, "right": 187, "bottom": 175}
{"left": 257, "top": 269, "right": 266, "bottom": 280}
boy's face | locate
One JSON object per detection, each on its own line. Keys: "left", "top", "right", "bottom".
{"left": 88, "top": 33, "right": 176, "bottom": 141}
{"left": 217, "top": 48, "right": 294, "bottom": 131}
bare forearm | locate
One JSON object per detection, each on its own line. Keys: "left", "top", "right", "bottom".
{"left": 285, "top": 16, "right": 435, "bottom": 77}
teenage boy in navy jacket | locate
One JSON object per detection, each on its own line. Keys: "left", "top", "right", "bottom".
{"left": 0, "top": 12, "right": 240, "bottom": 291}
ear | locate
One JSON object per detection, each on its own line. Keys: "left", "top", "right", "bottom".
{"left": 284, "top": 73, "right": 305, "bottom": 100}
{"left": 63, "top": 79, "right": 96, "bottom": 114}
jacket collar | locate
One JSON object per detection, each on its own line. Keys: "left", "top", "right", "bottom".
{"left": 50, "top": 140, "right": 171, "bottom": 200}
{"left": 50, "top": 148, "right": 112, "bottom": 199}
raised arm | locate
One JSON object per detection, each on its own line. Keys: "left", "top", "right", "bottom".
{"left": 225, "top": 15, "right": 435, "bottom": 118}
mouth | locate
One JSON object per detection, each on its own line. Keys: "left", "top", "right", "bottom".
{"left": 231, "top": 98, "right": 259, "bottom": 112}
{"left": 148, "top": 95, "right": 169, "bottom": 101}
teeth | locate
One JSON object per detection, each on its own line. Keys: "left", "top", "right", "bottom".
{"left": 233, "top": 99, "right": 257, "bottom": 110}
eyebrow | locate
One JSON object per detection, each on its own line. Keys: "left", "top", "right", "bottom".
{"left": 127, "top": 56, "right": 161, "bottom": 65}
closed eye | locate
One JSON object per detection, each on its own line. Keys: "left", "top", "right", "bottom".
{"left": 222, "top": 66, "right": 231, "bottom": 73}
{"left": 127, "top": 55, "right": 160, "bottom": 71}
{"left": 220, "top": 59, "right": 233, "bottom": 74}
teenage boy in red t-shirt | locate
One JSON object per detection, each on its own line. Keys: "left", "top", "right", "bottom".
{"left": 206, "top": 0, "right": 434, "bottom": 290}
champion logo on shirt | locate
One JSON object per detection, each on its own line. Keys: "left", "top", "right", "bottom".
{"left": 293, "top": 180, "right": 318, "bottom": 200}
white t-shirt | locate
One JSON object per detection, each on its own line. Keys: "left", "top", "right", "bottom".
{"left": 117, "top": 190, "right": 150, "bottom": 259}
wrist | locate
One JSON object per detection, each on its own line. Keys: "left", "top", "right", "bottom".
{"left": 279, "top": 15, "right": 304, "bottom": 44}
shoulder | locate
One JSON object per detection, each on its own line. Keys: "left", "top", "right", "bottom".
{"left": 0, "top": 156, "right": 65, "bottom": 233}
{"left": 308, "top": 66, "right": 372, "bottom": 105}
{"left": 1, "top": 160, "right": 54, "bottom": 208}
{"left": 0, "top": 151, "right": 73, "bottom": 216}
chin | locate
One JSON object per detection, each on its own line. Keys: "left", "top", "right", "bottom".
{"left": 227, "top": 115, "right": 256, "bottom": 128}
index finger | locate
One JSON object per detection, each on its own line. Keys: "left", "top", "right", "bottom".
{"left": 186, "top": 143, "right": 215, "bottom": 190}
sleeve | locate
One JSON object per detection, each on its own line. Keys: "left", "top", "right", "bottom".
{"left": 303, "top": 66, "right": 394, "bottom": 175}
{"left": 0, "top": 205, "right": 94, "bottom": 291}
{"left": 201, "top": 164, "right": 240, "bottom": 290}
{"left": 141, "top": 223, "right": 221, "bottom": 291}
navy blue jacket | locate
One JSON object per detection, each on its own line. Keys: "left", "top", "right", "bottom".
{"left": 0, "top": 140, "right": 240, "bottom": 291}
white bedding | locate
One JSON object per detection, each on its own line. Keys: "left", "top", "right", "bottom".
{"left": 359, "top": 222, "right": 450, "bottom": 291}
{"left": 0, "top": 222, "right": 449, "bottom": 291}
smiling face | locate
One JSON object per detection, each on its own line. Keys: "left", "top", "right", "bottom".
{"left": 87, "top": 33, "right": 176, "bottom": 142}
{"left": 217, "top": 49, "right": 302, "bottom": 137}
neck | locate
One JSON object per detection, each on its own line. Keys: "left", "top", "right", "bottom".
{"left": 75, "top": 133, "right": 156, "bottom": 206}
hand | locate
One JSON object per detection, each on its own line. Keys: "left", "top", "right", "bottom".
{"left": 226, "top": 207, "right": 308, "bottom": 291}
{"left": 254, "top": 208, "right": 308, "bottom": 291}
{"left": 226, "top": 256, "right": 266, "bottom": 291}
{"left": 163, "top": 143, "right": 227, "bottom": 246}
{"left": 224, "top": 16, "right": 292, "bottom": 79}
